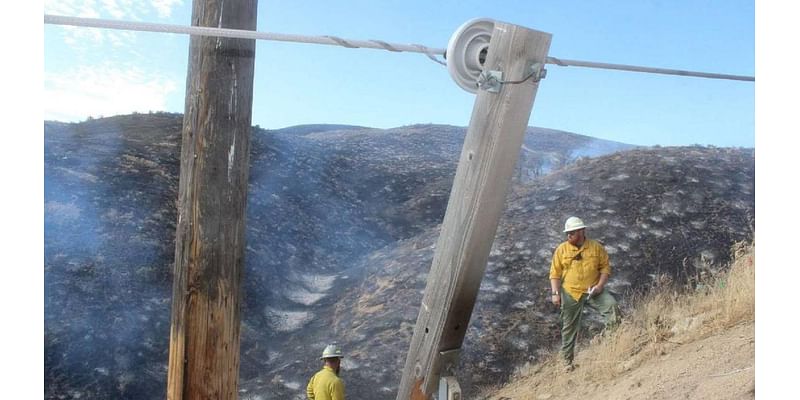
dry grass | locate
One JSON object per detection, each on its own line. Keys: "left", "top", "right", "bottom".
{"left": 484, "top": 241, "right": 755, "bottom": 400}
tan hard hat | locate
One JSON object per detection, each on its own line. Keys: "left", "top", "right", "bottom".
{"left": 563, "top": 216, "right": 586, "bottom": 233}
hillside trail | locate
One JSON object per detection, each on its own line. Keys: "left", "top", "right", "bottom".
{"left": 491, "top": 321, "right": 754, "bottom": 400}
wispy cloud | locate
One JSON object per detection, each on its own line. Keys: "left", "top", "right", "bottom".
{"left": 44, "top": 0, "right": 184, "bottom": 20}
{"left": 151, "top": 0, "right": 184, "bottom": 18}
{"left": 44, "top": 1, "right": 186, "bottom": 121}
{"left": 44, "top": 64, "right": 179, "bottom": 122}
{"left": 45, "top": 0, "right": 185, "bottom": 47}
{"left": 44, "top": 0, "right": 100, "bottom": 18}
{"left": 100, "top": 0, "right": 129, "bottom": 19}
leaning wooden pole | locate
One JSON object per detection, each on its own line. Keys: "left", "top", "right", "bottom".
{"left": 166, "top": 0, "right": 257, "bottom": 399}
{"left": 397, "top": 22, "right": 551, "bottom": 399}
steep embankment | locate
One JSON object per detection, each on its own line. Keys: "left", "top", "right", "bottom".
{"left": 485, "top": 243, "right": 755, "bottom": 400}
{"left": 490, "top": 323, "right": 754, "bottom": 400}
{"left": 328, "top": 146, "right": 754, "bottom": 398}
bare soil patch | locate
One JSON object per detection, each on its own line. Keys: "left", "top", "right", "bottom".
{"left": 489, "top": 322, "right": 754, "bottom": 400}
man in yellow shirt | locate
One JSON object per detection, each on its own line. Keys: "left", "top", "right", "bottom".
{"left": 549, "top": 217, "right": 620, "bottom": 370}
{"left": 307, "top": 343, "right": 346, "bottom": 400}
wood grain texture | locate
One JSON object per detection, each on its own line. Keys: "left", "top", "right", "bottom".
{"left": 167, "top": 1, "right": 257, "bottom": 399}
{"left": 397, "top": 22, "right": 552, "bottom": 399}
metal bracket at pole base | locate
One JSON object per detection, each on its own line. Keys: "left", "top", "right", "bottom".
{"left": 438, "top": 349, "right": 461, "bottom": 375}
{"left": 438, "top": 376, "right": 462, "bottom": 400}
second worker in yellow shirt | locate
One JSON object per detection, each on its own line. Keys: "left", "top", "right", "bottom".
{"left": 307, "top": 344, "right": 346, "bottom": 400}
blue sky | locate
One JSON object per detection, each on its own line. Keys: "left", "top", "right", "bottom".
{"left": 43, "top": 0, "right": 755, "bottom": 147}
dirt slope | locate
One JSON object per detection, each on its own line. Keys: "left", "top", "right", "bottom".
{"left": 602, "top": 322, "right": 754, "bottom": 400}
{"left": 489, "top": 321, "right": 754, "bottom": 400}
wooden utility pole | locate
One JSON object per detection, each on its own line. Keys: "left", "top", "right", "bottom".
{"left": 397, "top": 22, "right": 551, "bottom": 399}
{"left": 166, "top": 0, "right": 257, "bottom": 399}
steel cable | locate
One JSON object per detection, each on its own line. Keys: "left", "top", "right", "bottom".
{"left": 45, "top": 14, "right": 754, "bottom": 82}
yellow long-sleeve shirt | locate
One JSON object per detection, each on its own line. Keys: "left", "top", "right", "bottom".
{"left": 549, "top": 238, "right": 611, "bottom": 301}
{"left": 306, "top": 365, "right": 345, "bottom": 400}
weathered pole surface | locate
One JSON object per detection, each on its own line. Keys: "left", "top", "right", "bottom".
{"left": 397, "top": 22, "right": 552, "bottom": 399}
{"left": 166, "top": 0, "right": 257, "bottom": 399}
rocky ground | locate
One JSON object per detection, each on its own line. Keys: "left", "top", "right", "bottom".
{"left": 43, "top": 113, "right": 752, "bottom": 399}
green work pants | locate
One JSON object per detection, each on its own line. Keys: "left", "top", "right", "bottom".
{"left": 559, "top": 288, "right": 620, "bottom": 364}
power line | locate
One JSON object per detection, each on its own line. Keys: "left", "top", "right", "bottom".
{"left": 44, "top": 14, "right": 754, "bottom": 82}
{"left": 546, "top": 57, "right": 754, "bottom": 82}
{"left": 44, "top": 14, "right": 447, "bottom": 63}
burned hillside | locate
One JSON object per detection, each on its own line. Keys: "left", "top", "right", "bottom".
{"left": 324, "top": 146, "right": 754, "bottom": 397}
{"left": 43, "top": 113, "right": 750, "bottom": 399}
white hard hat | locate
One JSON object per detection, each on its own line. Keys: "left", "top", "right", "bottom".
{"left": 320, "top": 343, "right": 344, "bottom": 360}
{"left": 563, "top": 217, "right": 586, "bottom": 233}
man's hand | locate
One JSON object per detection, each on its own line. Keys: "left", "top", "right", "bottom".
{"left": 550, "top": 279, "right": 562, "bottom": 307}
{"left": 591, "top": 274, "right": 610, "bottom": 298}
{"left": 590, "top": 284, "right": 605, "bottom": 297}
